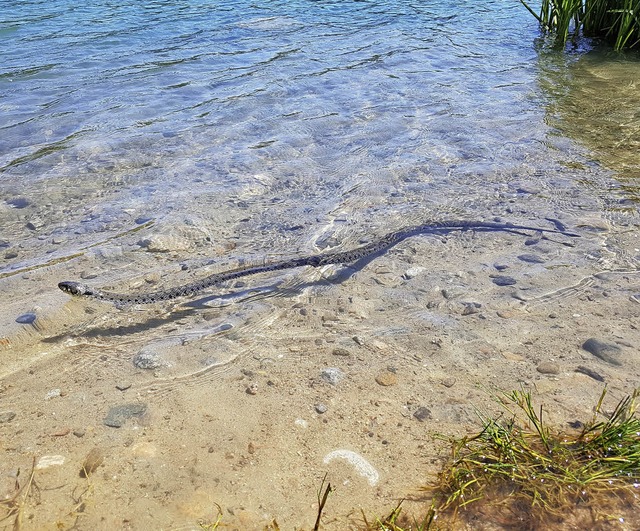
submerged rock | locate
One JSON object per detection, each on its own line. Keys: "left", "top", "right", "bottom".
{"left": 103, "top": 403, "right": 148, "bottom": 428}
{"left": 582, "top": 338, "right": 622, "bottom": 366}
{"left": 15, "top": 312, "right": 36, "bottom": 324}
{"left": 492, "top": 275, "right": 517, "bottom": 286}
{"left": 320, "top": 367, "right": 344, "bottom": 386}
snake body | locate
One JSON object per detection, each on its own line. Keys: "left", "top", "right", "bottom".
{"left": 58, "top": 219, "right": 579, "bottom": 305}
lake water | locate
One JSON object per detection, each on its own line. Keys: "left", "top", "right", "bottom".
{"left": 1, "top": 1, "right": 639, "bottom": 529}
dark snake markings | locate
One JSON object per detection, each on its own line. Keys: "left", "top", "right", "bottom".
{"left": 58, "top": 219, "right": 579, "bottom": 306}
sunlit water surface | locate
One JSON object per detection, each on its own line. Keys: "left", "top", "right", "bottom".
{"left": 1, "top": 0, "right": 640, "bottom": 528}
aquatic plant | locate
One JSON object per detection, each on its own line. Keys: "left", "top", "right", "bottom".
{"left": 521, "top": 0, "right": 640, "bottom": 50}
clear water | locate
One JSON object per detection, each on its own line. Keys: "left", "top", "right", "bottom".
{"left": 1, "top": 1, "right": 639, "bottom": 527}
{"left": 1, "top": 1, "right": 637, "bottom": 268}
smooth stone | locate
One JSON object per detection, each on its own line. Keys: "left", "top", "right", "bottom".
{"left": 4, "top": 250, "right": 18, "bottom": 259}
{"left": 15, "top": 312, "right": 36, "bottom": 324}
{"left": 0, "top": 411, "right": 16, "bottom": 423}
{"left": 320, "top": 367, "right": 345, "bottom": 386}
{"left": 494, "top": 264, "right": 509, "bottom": 271}
{"left": 332, "top": 347, "right": 351, "bottom": 357}
{"left": 492, "top": 276, "right": 517, "bottom": 286}
{"left": 518, "top": 254, "right": 545, "bottom": 264}
{"left": 413, "top": 406, "right": 432, "bottom": 422}
{"left": 375, "top": 371, "right": 398, "bottom": 387}
{"left": 441, "top": 378, "right": 456, "bottom": 388}
{"left": 536, "top": 362, "right": 560, "bottom": 375}
{"left": 315, "top": 403, "right": 328, "bottom": 414}
{"left": 582, "top": 338, "right": 622, "bottom": 366}
{"left": 103, "top": 403, "right": 148, "bottom": 428}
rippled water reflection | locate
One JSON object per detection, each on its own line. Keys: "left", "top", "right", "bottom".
{"left": 1, "top": 0, "right": 639, "bottom": 528}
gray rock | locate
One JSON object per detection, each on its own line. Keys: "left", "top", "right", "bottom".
{"left": 413, "top": 406, "right": 432, "bottom": 422}
{"left": 0, "top": 411, "right": 16, "bottom": 423}
{"left": 582, "top": 338, "right": 622, "bottom": 366}
{"left": 132, "top": 350, "right": 164, "bottom": 370}
{"left": 332, "top": 348, "right": 351, "bottom": 357}
{"left": 320, "top": 367, "right": 344, "bottom": 386}
{"left": 315, "top": 403, "right": 328, "bottom": 414}
{"left": 492, "top": 276, "right": 517, "bottom": 286}
{"left": 7, "top": 197, "right": 30, "bottom": 209}
{"left": 494, "top": 263, "right": 509, "bottom": 271}
{"left": 103, "top": 403, "right": 147, "bottom": 428}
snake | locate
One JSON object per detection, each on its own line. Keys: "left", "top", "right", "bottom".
{"left": 58, "top": 219, "right": 579, "bottom": 305}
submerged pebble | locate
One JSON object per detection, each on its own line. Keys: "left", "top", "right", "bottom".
{"left": 536, "top": 361, "right": 560, "bottom": 375}
{"left": 492, "top": 275, "right": 517, "bottom": 286}
{"left": 413, "top": 406, "right": 432, "bottom": 422}
{"left": 375, "top": 371, "right": 398, "bottom": 386}
{"left": 132, "top": 350, "right": 164, "bottom": 370}
{"left": 15, "top": 312, "right": 36, "bottom": 324}
{"left": 103, "top": 403, "right": 148, "bottom": 428}
{"left": 582, "top": 338, "right": 622, "bottom": 366}
{"left": 320, "top": 367, "right": 345, "bottom": 386}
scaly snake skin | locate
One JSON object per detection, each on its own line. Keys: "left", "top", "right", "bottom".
{"left": 58, "top": 220, "right": 579, "bottom": 305}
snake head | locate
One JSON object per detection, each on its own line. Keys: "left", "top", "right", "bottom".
{"left": 58, "top": 281, "right": 94, "bottom": 297}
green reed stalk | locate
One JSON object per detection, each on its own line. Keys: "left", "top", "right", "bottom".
{"left": 521, "top": 0, "right": 640, "bottom": 50}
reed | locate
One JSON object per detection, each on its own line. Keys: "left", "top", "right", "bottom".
{"left": 521, "top": 0, "right": 640, "bottom": 50}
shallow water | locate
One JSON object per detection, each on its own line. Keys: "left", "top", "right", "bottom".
{"left": 1, "top": 1, "right": 639, "bottom": 529}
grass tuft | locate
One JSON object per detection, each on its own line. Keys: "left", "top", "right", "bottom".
{"left": 416, "top": 387, "right": 640, "bottom": 529}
